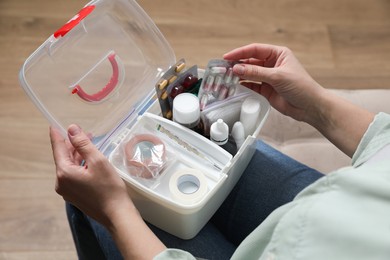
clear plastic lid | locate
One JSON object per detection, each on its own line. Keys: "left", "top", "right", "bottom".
{"left": 19, "top": 0, "right": 176, "bottom": 148}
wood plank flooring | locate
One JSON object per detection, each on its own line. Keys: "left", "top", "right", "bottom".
{"left": 1, "top": 0, "right": 389, "bottom": 258}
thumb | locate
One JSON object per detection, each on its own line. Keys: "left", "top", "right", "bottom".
{"left": 233, "top": 64, "right": 277, "bottom": 85}
{"left": 67, "top": 124, "right": 98, "bottom": 160}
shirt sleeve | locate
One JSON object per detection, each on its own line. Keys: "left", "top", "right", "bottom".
{"left": 352, "top": 112, "right": 390, "bottom": 166}
{"left": 154, "top": 248, "right": 197, "bottom": 260}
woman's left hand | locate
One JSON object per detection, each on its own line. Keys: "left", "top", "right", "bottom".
{"left": 49, "top": 124, "right": 135, "bottom": 228}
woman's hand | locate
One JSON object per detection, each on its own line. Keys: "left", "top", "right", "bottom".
{"left": 224, "top": 43, "right": 326, "bottom": 124}
{"left": 224, "top": 43, "right": 374, "bottom": 157}
{"left": 50, "top": 125, "right": 166, "bottom": 259}
{"left": 50, "top": 124, "right": 135, "bottom": 228}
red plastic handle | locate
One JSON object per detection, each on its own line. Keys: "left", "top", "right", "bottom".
{"left": 71, "top": 53, "right": 119, "bottom": 102}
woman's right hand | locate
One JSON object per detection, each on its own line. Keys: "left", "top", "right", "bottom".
{"left": 223, "top": 43, "right": 326, "bottom": 124}
{"left": 224, "top": 43, "right": 374, "bottom": 157}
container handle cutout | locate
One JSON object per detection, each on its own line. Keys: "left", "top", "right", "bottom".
{"left": 71, "top": 52, "right": 123, "bottom": 102}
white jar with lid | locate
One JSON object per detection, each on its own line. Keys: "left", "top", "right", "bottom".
{"left": 172, "top": 93, "right": 200, "bottom": 129}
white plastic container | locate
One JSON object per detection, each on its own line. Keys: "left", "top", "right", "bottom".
{"left": 19, "top": 0, "right": 270, "bottom": 239}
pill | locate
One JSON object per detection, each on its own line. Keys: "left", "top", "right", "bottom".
{"left": 157, "top": 79, "right": 168, "bottom": 90}
{"left": 168, "top": 75, "right": 178, "bottom": 84}
{"left": 213, "top": 75, "right": 224, "bottom": 92}
{"left": 182, "top": 74, "right": 198, "bottom": 89}
{"left": 170, "top": 85, "right": 184, "bottom": 99}
{"left": 210, "top": 66, "right": 227, "bottom": 74}
{"left": 165, "top": 110, "right": 172, "bottom": 119}
{"left": 203, "top": 75, "right": 215, "bottom": 92}
{"left": 161, "top": 90, "right": 168, "bottom": 100}
{"left": 228, "top": 85, "right": 236, "bottom": 97}
{"left": 224, "top": 68, "right": 234, "bottom": 84}
{"left": 218, "top": 86, "right": 228, "bottom": 100}
{"left": 232, "top": 75, "right": 240, "bottom": 85}
{"left": 175, "top": 62, "right": 186, "bottom": 73}
{"left": 200, "top": 94, "right": 209, "bottom": 111}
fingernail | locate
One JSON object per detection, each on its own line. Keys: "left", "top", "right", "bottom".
{"left": 68, "top": 124, "right": 81, "bottom": 137}
{"left": 234, "top": 64, "right": 245, "bottom": 76}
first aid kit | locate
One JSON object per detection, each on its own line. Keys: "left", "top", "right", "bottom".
{"left": 19, "top": 0, "right": 270, "bottom": 239}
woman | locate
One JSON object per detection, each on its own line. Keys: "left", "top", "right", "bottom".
{"left": 50, "top": 43, "right": 390, "bottom": 259}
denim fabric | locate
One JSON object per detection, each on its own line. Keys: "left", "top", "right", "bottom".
{"left": 66, "top": 203, "right": 123, "bottom": 260}
{"left": 66, "top": 140, "right": 324, "bottom": 260}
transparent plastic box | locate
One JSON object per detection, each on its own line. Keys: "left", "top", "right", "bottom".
{"left": 19, "top": 0, "right": 270, "bottom": 239}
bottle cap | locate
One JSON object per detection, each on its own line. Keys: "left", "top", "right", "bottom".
{"left": 231, "top": 121, "right": 245, "bottom": 149}
{"left": 173, "top": 93, "right": 200, "bottom": 128}
{"left": 210, "top": 119, "right": 229, "bottom": 145}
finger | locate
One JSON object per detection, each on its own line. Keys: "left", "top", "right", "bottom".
{"left": 240, "top": 81, "right": 262, "bottom": 92}
{"left": 67, "top": 124, "right": 101, "bottom": 162}
{"left": 70, "top": 131, "right": 94, "bottom": 165}
{"left": 70, "top": 144, "right": 85, "bottom": 165}
{"left": 58, "top": 134, "right": 83, "bottom": 166}
{"left": 238, "top": 58, "right": 267, "bottom": 67}
{"left": 50, "top": 127, "right": 73, "bottom": 168}
{"left": 247, "top": 58, "right": 267, "bottom": 67}
{"left": 256, "top": 83, "right": 275, "bottom": 102}
{"left": 233, "top": 63, "right": 277, "bottom": 85}
{"left": 223, "top": 43, "right": 280, "bottom": 64}
{"left": 240, "top": 81, "right": 274, "bottom": 100}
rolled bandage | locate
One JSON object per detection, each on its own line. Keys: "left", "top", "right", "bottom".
{"left": 169, "top": 168, "right": 208, "bottom": 204}
{"left": 124, "top": 134, "right": 166, "bottom": 179}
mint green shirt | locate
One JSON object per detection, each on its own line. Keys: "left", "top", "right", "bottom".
{"left": 155, "top": 113, "right": 390, "bottom": 260}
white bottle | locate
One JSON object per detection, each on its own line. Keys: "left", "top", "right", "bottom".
{"left": 210, "top": 119, "right": 237, "bottom": 155}
{"left": 210, "top": 119, "right": 229, "bottom": 145}
{"left": 173, "top": 93, "right": 200, "bottom": 129}
{"left": 240, "top": 97, "right": 261, "bottom": 137}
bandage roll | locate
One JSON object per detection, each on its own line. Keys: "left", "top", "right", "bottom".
{"left": 169, "top": 168, "right": 208, "bottom": 204}
{"left": 124, "top": 134, "right": 166, "bottom": 179}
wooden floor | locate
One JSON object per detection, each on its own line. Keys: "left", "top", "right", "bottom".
{"left": 1, "top": 0, "right": 390, "bottom": 258}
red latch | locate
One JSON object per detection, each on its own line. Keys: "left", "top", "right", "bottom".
{"left": 53, "top": 5, "right": 95, "bottom": 38}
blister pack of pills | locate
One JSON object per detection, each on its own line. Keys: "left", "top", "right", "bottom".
{"left": 154, "top": 59, "right": 200, "bottom": 120}
{"left": 198, "top": 59, "right": 241, "bottom": 110}
{"left": 155, "top": 59, "right": 187, "bottom": 120}
{"left": 166, "top": 65, "right": 199, "bottom": 107}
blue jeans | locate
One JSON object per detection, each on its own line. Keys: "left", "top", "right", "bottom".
{"left": 66, "top": 141, "right": 324, "bottom": 260}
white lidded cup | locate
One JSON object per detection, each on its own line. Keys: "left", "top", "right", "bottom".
{"left": 173, "top": 93, "right": 200, "bottom": 129}
{"left": 231, "top": 121, "right": 245, "bottom": 149}
{"left": 240, "top": 97, "right": 261, "bottom": 137}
